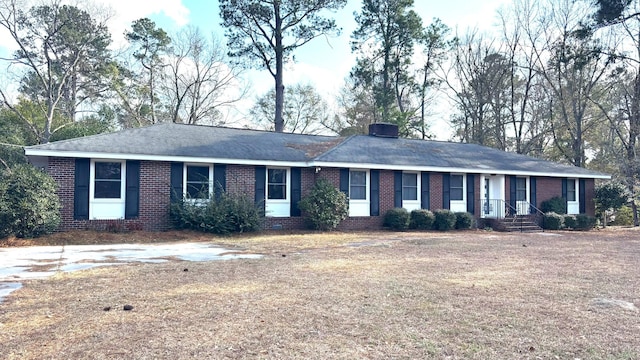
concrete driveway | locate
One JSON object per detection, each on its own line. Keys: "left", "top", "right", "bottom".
{"left": 0, "top": 242, "right": 262, "bottom": 303}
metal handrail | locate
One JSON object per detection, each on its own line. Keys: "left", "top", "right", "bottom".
{"left": 480, "top": 199, "right": 545, "bottom": 232}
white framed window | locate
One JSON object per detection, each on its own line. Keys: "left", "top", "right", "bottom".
{"left": 402, "top": 172, "right": 421, "bottom": 211}
{"left": 449, "top": 174, "right": 466, "bottom": 213}
{"left": 567, "top": 178, "right": 579, "bottom": 214}
{"left": 267, "top": 168, "right": 288, "bottom": 200}
{"left": 266, "top": 167, "right": 290, "bottom": 217}
{"left": 450, "top": 174, "right": 464, "bottom": 201}
{"left": 402, "top": 173, "right": 418, "bottom": 201}
{"left": 184, "top": 164, "right": 213, "bottom": 199}
{"left": 90, "top": 160, "right": 126, "bottom": 219}
{"left": 349, "top": 170, "right": 370, "bottom": 216}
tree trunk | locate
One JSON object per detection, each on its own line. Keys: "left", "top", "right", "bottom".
{"left": 274, "top": 3, "right": 284, "bottom": 133}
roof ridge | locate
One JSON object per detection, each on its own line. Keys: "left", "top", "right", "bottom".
{"left": 169, "top": 122, "right": 339, "bottom": 139}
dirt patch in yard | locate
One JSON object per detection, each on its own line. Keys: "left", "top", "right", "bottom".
{"left": 1, "top": 229, "right": 639, "bottom": 359}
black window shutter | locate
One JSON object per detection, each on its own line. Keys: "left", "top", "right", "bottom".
{"left": 530, "top": 177, "right": 537, "bottom": 214}
{"left": 339, "top": 168, "right": 349, "bottom": 196}
{"left": 562, "top": 178, "right": 568, "bottom": 211}
{"left": 255, "top": 166, "right": 266, "bottom": 209}
{"left": 74, "top": 158, "right": 90, "bottom": 220}
{"left": 466, "top": 174, "right": 475, "bottom": 215}
{"left": 579, "top": 179, "right": 586, "bottom": 214}
{"left": 290, "top": 167, "right": 302, "bottom": 217}
{"left": 421, "top": 172, "right": 430, "bottom": 210}
{"left": 370, "top": 170, "right": 380, "bottom": 216}
{"left": 170, "top": 162, "right": 183, "bottom": 203}
{"left": 125, "top": 160, "right": 140, "bottom": 219}
{"left": 394, "top": 171, "right": 402, "bottom": 208}
{"left": 442, "top": 173, "right": 450, "bottom": 210}
{"left": 213, "top": 164, "right": 226, "bottom": 200}
{"left": 509, "top": 176, "right": 517, "bottom": 210}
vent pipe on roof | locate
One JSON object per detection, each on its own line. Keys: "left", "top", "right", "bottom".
{"left": 368, "top": 123, "right": 399, "bottom": 138}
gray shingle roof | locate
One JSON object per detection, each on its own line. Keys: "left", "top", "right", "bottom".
{"left": 27, "top": 123, "right": 340, "bottom": 162}
{"left": 25, "top": 123, "right": 608, "bottom": 178}
{"left": 314, "top": 135, "right": 607, "bottom": 177}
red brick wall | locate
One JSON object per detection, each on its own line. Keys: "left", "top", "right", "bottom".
{"left": 535, "top": 177, "right": 562, "bottom": 208}
{"left": 584, "top": 178, "right": 595, "bottom": 216}
{"left": 46, "top": 157, "right": 599, "bottom": 232}
{"left": 226, "top": 165, "right": 255, "bottom": 198}
{"left": 48, "top": 158, "right": 171, "bottom": 231}
{"left": 430, "top": 173, "right": 444, "bottom": 211}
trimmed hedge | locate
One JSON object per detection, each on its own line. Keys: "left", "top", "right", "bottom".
{"left": 409, "top": 209, "right": 435, "bottom": 230}
{"left": 575, "top": 214, "right": 596, "bottom": 230}
{"left": 434, "top": 209, "right": 456, "bottom": 231}
{"left": 454, "top": 212, "right": 474, "bottom": 229}
{"left": 383, "top": 208, "right": 410, "bottom": 231}
{"left": 541, "top": 196, "right": 567, "bottom": 214}
{"left": 543, "top": 212, "right": 564, "bottom": 230}
{"left": 563, "top": 215, "right": 577, "bottom": 229}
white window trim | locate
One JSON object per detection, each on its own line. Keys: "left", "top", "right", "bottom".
{"left": 89, "top": 159, "right": 126, "bottom": 220}
{"left": 349, "top": 169, "right": 370, "bottom": 217}
{"left": 265, "top": 167, "right": 290, "bottom": 217}
{"left": 449, "top": 173, "right": 466, "bottom": 213}
{"left": 183, "top": 163, "right": 214, "bottom": 200}
{"left": 402, "top": 172, "right": 421, "bottom": 211}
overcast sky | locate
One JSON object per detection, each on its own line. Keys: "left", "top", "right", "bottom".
{"left": 0, "top": 0, "right": 511, "bottom": 138}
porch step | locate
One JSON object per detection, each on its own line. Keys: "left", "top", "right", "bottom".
{"left": 493, "top": 216, "right": 543, "bottom": 232}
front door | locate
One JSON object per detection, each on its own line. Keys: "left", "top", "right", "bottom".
{"left": 482, "top": 175, "right": 505, "bottom": 218}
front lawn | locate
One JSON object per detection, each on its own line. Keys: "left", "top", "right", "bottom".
{"left": 1, "top": 229, "right": 638, "bottom": 359}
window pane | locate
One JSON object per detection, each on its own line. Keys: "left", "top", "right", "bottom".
{"left": 350, "top": 171, "right": 366, "bottom": 186}
{"left": 567, "top": 180, "right": 576, "bottom": 201}
{"left": 94, "top": 162, "right": 121, "bottom": 199}
{"left": 516, "top": 190, "right": 526, "bottom": 201}
{"left": 95, "top": 180, "right": 121, "bottom": 198}
{"left": 451, "top": 188, "right": 463, "bottom": 201}
{"left": 402, "top": 173, "right": 417, "bottom": 187}
{"left": 268, "top": 169, "right": 286, "bottom": 184}
{"left": 403, "top": 187, "right": 418, "bottom": 201}
{"left": 95, "top": 162, "right": 121, "bottom": 180}
{"left": 267, "top": 169, "right": 287, "bottom": 200}
{"left": 187, "top": 183, "right": 209, "bottom": 199}
{"left": 186, "top": 165, "right": 210, "bottom": 199}
{"left": 350, "top": 185, "right": 366, "bottom": 200}
{"left": 451, "top": 175, "right": 464, "bottom": 188}
{"left": 187, "top": 166, "right": 209, "bottom": 182}
{"left": 268, "top": 184, "right": 286, "bottom": 200}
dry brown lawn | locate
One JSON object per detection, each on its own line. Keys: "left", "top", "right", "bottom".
{"left": 1, "top": 229, "right": 639, "bottom": 359}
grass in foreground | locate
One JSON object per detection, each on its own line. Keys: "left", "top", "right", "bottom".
{"left": 0, "top": 229, "right": 639, "bottom": 359}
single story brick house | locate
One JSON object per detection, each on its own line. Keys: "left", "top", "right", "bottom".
{"left": 24, "top": 123, "right": 609, "bottom": 231}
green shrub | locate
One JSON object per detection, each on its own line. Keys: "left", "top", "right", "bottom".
{"left": 0, "top": 164, "right": 61, "bottom": 238}
{"left": 169, "top": 193, "right": 263, "bottom": 235}
{"left": 409, "top": 209, "right": 434, "bottom": 230}
{"left": 298, "top": 179, "right": 348, "bottom": 231}
{"left": 563, "top": 215, "right": 577, "bottom": 229}
{"left": 575, "top": 214, "right": 596, "bottom": 230}
{"left": 611, "top": 206, "right": 634, "bottom": 226}
{"left": 454, "top": 212, "right": 474, "bottom": 229}
{"left": 540, "top": 196, "right": 567, "bottom": 214}
{"left": 434, "top": 209, "right": 456, "bottom": 231}
{"left": 543, "top": 212, "right": 564, "bottom": 230}
{"left": 383, "top": 208, "right": 410, "bottom": 231}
